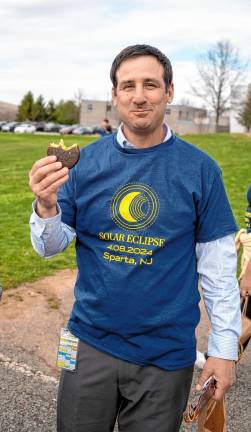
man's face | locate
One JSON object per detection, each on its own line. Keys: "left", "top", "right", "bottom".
{"left": 112, "top": 55, "right": 174, "bottom": 134}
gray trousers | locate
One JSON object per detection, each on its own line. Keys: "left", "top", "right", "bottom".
{"left": 57, "top": 340, "right": 193, "bottom": 432}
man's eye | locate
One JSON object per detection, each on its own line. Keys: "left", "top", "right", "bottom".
{"left": 145, "top": 83, "right": 156, "bottom": 88}
{"left": 123, "top": 84, "right": 134, "bottom": 90}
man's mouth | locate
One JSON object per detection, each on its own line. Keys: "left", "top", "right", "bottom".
{"left": 130, "top": 109, "right": 151, "bottom": 114}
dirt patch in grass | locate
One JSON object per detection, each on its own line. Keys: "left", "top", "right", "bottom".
{"left": 0, "top": 269, "right": 76, "bottom": 377}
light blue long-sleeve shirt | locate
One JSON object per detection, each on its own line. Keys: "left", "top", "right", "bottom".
{"left": 29, "top": 125, "right": 241, "bottom": 360}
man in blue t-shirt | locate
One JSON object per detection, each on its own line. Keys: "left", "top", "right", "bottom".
{"left": 29, "top": 45, "right": 241, "bottom": 432}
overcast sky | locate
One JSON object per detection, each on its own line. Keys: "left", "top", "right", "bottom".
{"left": 1, "top": 0, "right": 251, "bottom": 107}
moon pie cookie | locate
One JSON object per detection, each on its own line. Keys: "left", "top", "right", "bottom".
{"left": 47, "top": 139, "right": 80, "bottom": 169}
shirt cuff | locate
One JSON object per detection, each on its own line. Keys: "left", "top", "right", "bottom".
{"left": 207, "top": 332, "right": 239, "bottom": 361}
{"left": 30, "top": 200, "right": 62, "bottom": 237}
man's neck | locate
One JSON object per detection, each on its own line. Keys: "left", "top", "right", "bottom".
{"left": 122, "top": 124, "right": 166, "bottom": 149}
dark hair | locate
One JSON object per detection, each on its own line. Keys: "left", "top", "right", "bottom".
{"left": 110, "top": 44, "right": 173, "bottom": 91}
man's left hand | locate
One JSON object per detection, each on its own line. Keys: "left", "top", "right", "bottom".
{"left": 196, "top": 357, "right": 236, "bottom": 401}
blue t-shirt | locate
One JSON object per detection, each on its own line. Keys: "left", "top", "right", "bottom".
{"left": 246, "top": 186, "right": 251, "bottom": 233}
{"left": 58, "top": 133, "right": 237, "bottom": 370}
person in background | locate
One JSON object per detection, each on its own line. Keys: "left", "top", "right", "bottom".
{"left": 28, "top": 44, "right": 241, "bottom": 432}
{"left": 99, "top": 118, "right": 112, "bottom": 135}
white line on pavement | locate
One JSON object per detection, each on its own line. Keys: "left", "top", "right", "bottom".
{"left": 0, "top": 352, "right": 58, "bottom": 384}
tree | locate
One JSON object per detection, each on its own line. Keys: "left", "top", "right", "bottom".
{"left": 17, "top": 93, "right": 80, "bottom": 125}
{"left": 54, "top": 100, "right": 79, "bottom": 124}
{"left": 178, "top": 97, "right": 193, "bottom": 107}
{"left": 238, "top": 86, "right": 251, "bottom": 132}
{"left": 46, "top": 99, "right": 57, "bottom": 122}
{"left": 191, "top": 40, "right": 247, "bottom": 132}
{"left": 17, "top": 91, "right": 34, "bottom": 121}
{"left": 32, "top": 95, "right": 46, "bottom": 121}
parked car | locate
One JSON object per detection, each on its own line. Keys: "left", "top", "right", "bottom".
{"left": 72, "top": 126, "right": 84, "bottom": 135}
{"left": 44, "top": 122, "right": 62, "bottom": 133}
{"left": 14, "top": 123, "right": 36, "bottom": 134}
{"left": 1, "top": 122, "right": 19, "bottom": 132}
{"left": 59, "top": 124, "right": 79, "bottom": 135}
{"left": 92, "top": 125, "right": 116, "bottom": 135}
{"left": 72, "top": 126, "right": 93, "bottom": 135}
{"left": 35, "top": 122, "right": 46, "bottom": 132}
{"left": 0, "top": 121, "right": 7, "bottom": 131}
{"left": 92, "top": 126, "right": 104, "bottom": 134}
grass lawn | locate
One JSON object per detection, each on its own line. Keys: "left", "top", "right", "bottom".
{"left": 184, "top": 133, "right": 250, "bottom": 224}
{"left": 0, "top": 133, "right": 93, "bottom": 289}
{"left": 0, "top": 132, "right": 250, "bottom": 289}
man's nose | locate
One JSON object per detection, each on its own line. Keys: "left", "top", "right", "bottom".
{"left": 132, "top": 86, "right": 147, "bottom": 105}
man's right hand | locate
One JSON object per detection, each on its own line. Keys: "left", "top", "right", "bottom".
{"left": 28, "top": 156, "right": 69, "bottom": 218}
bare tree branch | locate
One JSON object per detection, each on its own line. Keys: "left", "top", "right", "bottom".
{"left": 191, "top": 40, "right": 248, "bottom": 131}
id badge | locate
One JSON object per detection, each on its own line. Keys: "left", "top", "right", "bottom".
{"left": 57, "top": 328, "right": 79, "bottom": 371}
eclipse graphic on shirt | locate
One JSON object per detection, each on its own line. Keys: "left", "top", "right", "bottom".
{"left": 111, "top": 183, "right": 159, "bottom": 230}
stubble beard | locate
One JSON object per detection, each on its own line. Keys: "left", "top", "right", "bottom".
{"left": 125, "top": 114, "right": 164, "bottom": 136}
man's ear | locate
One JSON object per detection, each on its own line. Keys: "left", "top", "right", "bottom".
{"left": 112, "top": 87, "right": 117, "bottom": 107}
{"left": 166, "top": 83, "right": 174, "bottom": 104}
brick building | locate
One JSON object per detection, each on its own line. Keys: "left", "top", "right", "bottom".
{"left": 80, "top": 99, "right": 229, "bottom": 134}
{"left": 80, "top": 100, "right": 118, "bottom": 128}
